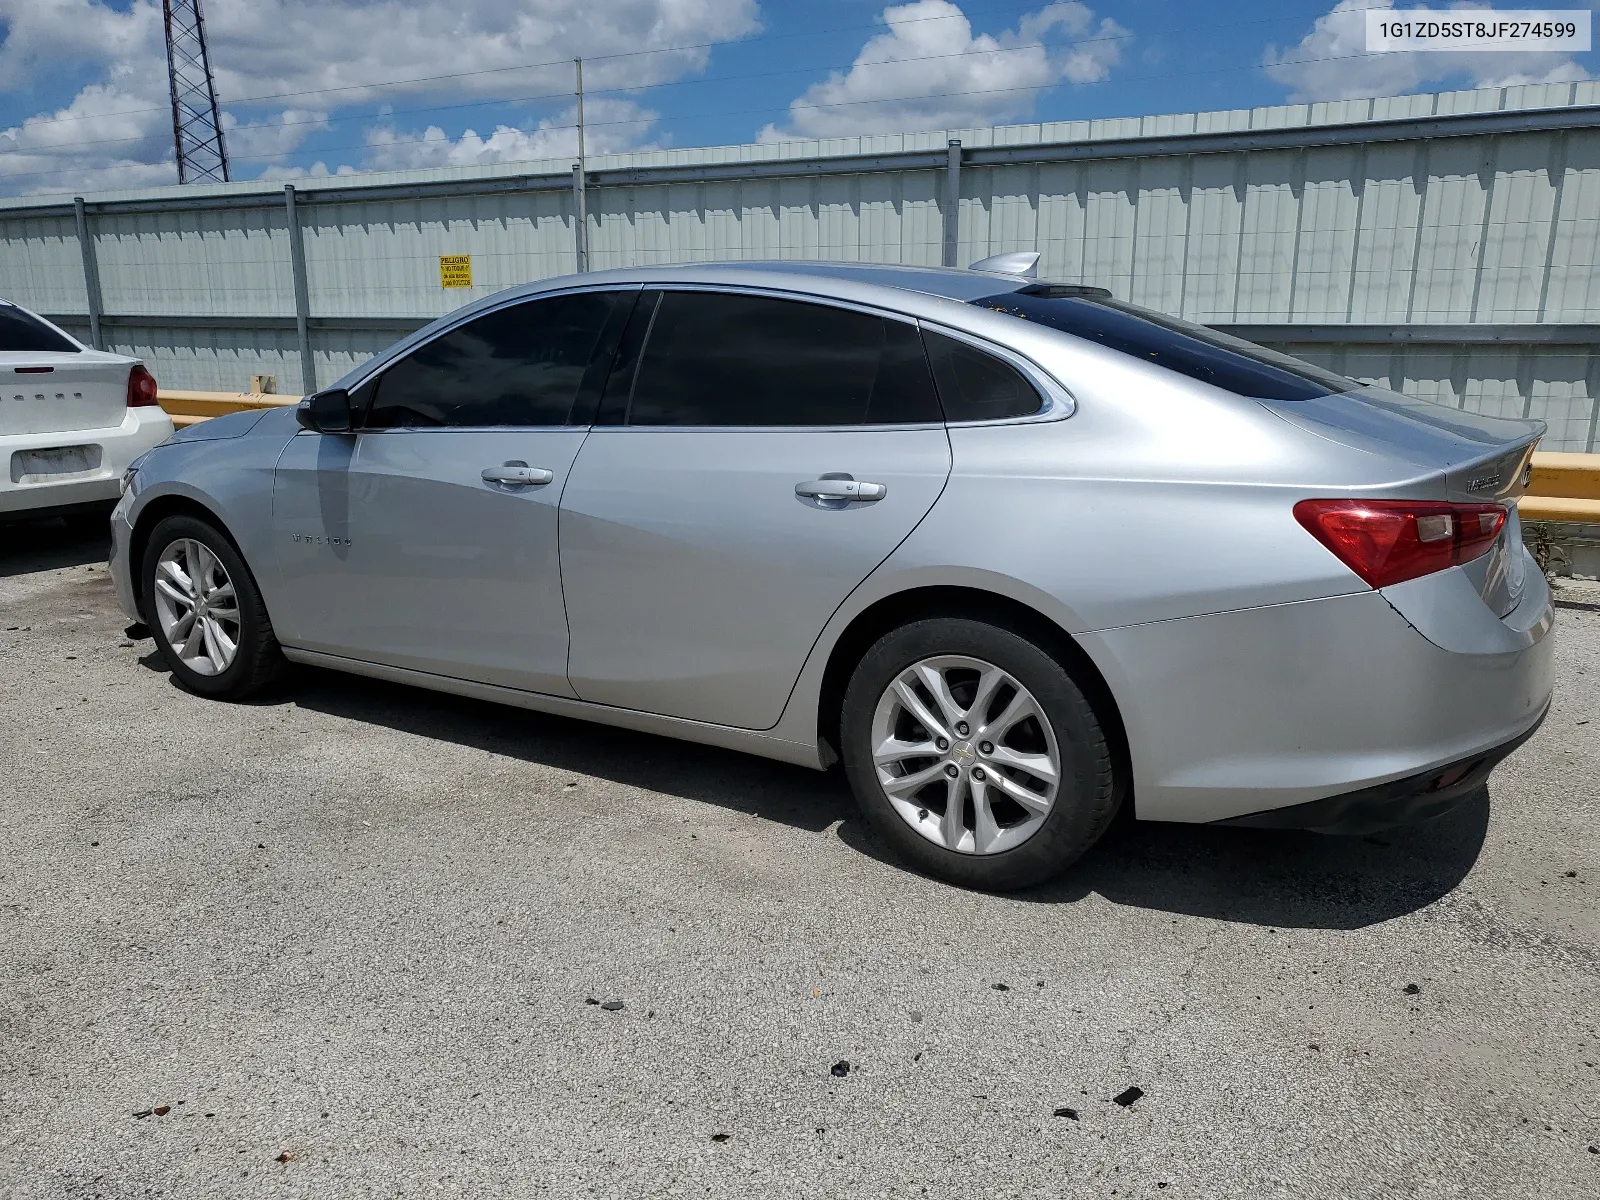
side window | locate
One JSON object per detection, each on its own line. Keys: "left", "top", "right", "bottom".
{"left": 364, "top": 291, "right": 623, "bottom": 429}
{"left": 622, "top": 291, "right": 941, "bottom": 427}
{"left": 923, "top": 329, "right": 1044, "bottom": 423}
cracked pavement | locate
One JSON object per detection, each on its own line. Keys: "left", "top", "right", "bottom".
{"left": 2, "top": 520, "right": 1597, "bottom": 1198}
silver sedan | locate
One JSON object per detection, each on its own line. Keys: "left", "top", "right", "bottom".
{"left": 108, "top": 261, "right": 1554, "bottom": 890}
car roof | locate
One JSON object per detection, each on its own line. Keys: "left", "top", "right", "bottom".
{"left": 509, "top": 260, "right": 1034, "bottom": 306}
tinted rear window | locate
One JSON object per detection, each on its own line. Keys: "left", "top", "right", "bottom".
{"left": 623, "top": 291, "right": 941, "bottom": 427}
{"left": 972, "top": 288, "right": 1354, "bottom": 401}
{"left": 0, "top": 305, "right": 79, "bottom": 354}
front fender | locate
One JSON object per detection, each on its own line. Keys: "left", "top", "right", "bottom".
{"left": 122, "top": 429, "right": 294, "bottom": 617}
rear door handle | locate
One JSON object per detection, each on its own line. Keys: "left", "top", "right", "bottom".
{"left": 482, "top": 463, "right": 554, "bottom": 487}
{"left": 796, "top": 476, "right": 887, "bottom": 502}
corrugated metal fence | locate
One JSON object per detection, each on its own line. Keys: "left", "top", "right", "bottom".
{"left": 3, "top": 82, "right": 1598, "bottom": 449}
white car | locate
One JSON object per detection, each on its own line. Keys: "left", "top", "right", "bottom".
{"left": 0, "top": 299, "right": 172, "bottom": 529}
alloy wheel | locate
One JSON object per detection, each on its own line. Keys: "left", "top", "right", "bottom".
{"left": 869, "top": 654, "right": 1061, "bottom": 854}
{"left": 152, "top": 538, "right": 241, "bottom": 677}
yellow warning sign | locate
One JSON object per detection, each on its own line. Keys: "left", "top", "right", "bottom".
{"left": 439, "top": 254, "right": 473, "bottom": 289}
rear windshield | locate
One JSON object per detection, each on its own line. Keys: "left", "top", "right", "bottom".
{"left": 972, "top": 286, "right": 1354, "bottom": 401}
{"left": 0, "top": 304, "right": 79, "bottom": 353}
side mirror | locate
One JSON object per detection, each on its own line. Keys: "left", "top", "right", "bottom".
{"left": 296, "top": 388, "right": 352, "bottom": 434}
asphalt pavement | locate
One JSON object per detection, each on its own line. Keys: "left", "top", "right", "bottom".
{"left": 2, "top": 518, "right": 1596, "bottom": 1199}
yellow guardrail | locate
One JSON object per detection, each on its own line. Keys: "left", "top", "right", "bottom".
{"left": 157, "top": 389, "right": 1600, "bottom": 523}
{"left": 1521, "top": 452, "right": 1600, "bottom": 524}
{"left": 158, "top": 388, "right": 299, "bottom": 428}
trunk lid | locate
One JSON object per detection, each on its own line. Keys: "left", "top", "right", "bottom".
{"left": 0, "top": 350, "right": 136, "bottom": 437}
{"left": 1263, "top": 385, "right": 1542, "bottom": 617}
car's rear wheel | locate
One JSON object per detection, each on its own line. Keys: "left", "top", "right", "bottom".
{"left": 141, "top": 513, "right": 286, "bottom": 699}
{"left": 840, "top": 617, "right": 1118, "bottom": 891}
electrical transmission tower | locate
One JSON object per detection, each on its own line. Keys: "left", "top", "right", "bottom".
{"left": 162, "top": 0, "right": 230, "bottom": 184}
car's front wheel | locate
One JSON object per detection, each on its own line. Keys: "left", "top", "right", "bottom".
{"left": 141, "top": 513, "right": 286, "bottom": 699}
{"left": 840, "top": 617, "right": 1118, "bottom": 891}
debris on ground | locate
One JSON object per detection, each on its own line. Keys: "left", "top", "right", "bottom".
{"left": 1112, "top": 1087, "right": 1143, "bottom": 1107}
{"left": 831, "top": 1061, "right": 850, "bottom": 1078}
{"left": 600, "top": 1000, "right": 625, "bottom": 1012}
{"left": 275, "top": 1152, "right": 293, "bottom": 1163}
{"left": 908, "top": 1011, "right": 923, "bottom": 1023}
{"left": 1403, "top": 983, "right": 1421, "bottom": 995}
{"left": 991, "top": 982, "right": 1010, "bottom": 991}
{"left": 1053, "top": 1107, "right": 1079, "bottom": 1119}
{"left": 710, "top": 1133, "right": 730, "bottom": 1143}
{"left": 584, "top": 997, "right": 599, "bottom": 1005}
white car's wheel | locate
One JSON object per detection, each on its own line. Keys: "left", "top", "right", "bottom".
{"left": 141, "top": 514, "right": 286, "bottom": 699}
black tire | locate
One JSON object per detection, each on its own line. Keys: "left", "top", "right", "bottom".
{"left": 840, "top": 617, "right": 1118, "bottom": 891}
{"left": 140, "top": 513, "right": 287, "bottom": 700}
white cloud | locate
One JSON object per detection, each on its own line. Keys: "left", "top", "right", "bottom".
{"left": 0, "top": 1, "right": 173, "bottom": 193}
{"left": 198, "top": 0, "right": 757, "bottom": 107}
{"left": 758, "top": 0, "right": 1127, "bottom": 142}
{"left": 256, "top": 161, "right": 359, "bottom": 182}
{"left": 0, "top": 0, "right": 758, "bottom": 194}
{"left": 362, "top": 98, "right": 660, "bottom": 171}
{"left": 225, "top": 109, "right": 332, "bottom": 165}
{"left": 1264, "top": 0, "right": 1591, "bottom": 102}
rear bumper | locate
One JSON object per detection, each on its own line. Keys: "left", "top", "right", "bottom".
{"left": 1078, "top": 557, "right": 1556, "bottom": 825}
{"left": 0, "top": 408, "right": 172, "bottom": 516}
{"left": 1214, "top": 704, "right": 1546, "bottom": 834}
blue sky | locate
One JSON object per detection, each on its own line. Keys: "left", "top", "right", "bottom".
{"left": 0, "top": 1, "right": 1594, "bottom": 195}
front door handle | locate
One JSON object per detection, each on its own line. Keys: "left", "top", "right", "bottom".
{"left": 796, "top": 476, "right": 887, "bottom": 503}
{"left": 482, "top": 462, "right": 554, "bottom": 487}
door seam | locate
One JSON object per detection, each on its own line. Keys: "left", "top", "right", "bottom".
{"left": 762, "top": 422, "right": 957, "bottom": 734}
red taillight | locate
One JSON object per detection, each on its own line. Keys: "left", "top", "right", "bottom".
{"left": 127, "top": 364, "right": 159, "bottom": 408}
{"left": 1293, "top": 499, "right": 1508, "bottom": 589}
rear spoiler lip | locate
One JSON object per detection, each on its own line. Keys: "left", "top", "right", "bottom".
{"left": 1254, "top": 387, "right": 1544, "bottom": 505}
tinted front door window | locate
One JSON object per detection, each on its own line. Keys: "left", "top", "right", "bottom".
{"left": 623, "top": 291, "right": 940, "bottom": 427}
{"left": 365, "top": 290, "right": 623, "bottom": 428}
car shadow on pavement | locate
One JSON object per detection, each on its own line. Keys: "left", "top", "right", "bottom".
{"left": 282, "top": 666, "right": 1490, "bottom": 931}
{"left": 288, "top": 668, "right": 858, "bottom": 834}
{"left": 0, "top": 517, "right": 109, "bottom": 578}
{"left": 1007, "top": 790, "right": 1491, "bottom": 930}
